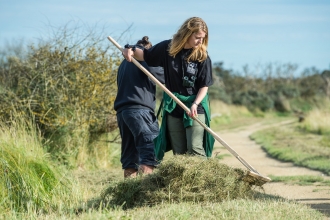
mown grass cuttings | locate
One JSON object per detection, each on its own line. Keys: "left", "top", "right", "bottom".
{"left": 250, "top": 123, "right": 330, "bottom": 175}
{"left": 269, "top": 175, "right": 330, "bottom": 186}
{"left": 100, "top": 155, "right": 255, "bottom": 209}
{"left": 0, "top": 117, "right": 72, "bottom": 212}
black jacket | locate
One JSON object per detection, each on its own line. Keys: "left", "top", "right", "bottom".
{"left": 114, "top": 59, "right": 164, "bottom": 113}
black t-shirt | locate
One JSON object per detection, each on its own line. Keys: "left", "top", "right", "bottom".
{"left": 144, "top": 39, "right": 213, "bottom": 117}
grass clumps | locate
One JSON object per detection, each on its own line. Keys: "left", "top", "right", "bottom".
{"left": 299, "top": 106, "right": 330, "bottom": 135}
{"left": 101, "top": 155, "right": 253, "bottom": 209}
{"left": 0, "top": 118, "right": 71, "bottom": 212}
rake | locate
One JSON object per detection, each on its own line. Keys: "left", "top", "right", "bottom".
{"left": 107, "top": 36, "right": 271, "bottom": 186}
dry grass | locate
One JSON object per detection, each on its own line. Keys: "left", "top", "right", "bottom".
{"left": 301, "top": 107, "right": 330, "bottom": 135}
{"left": 210, "top": 100, "right": 252, "bottom": 118}
{"left": 100, "top": 155, "right": 256, "bottom": 209}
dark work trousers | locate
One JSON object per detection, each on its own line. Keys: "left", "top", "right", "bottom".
{"left": 116, "top": 108, "right": 159, "bottom": 170}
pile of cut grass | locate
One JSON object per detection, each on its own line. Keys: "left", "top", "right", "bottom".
{"left": 101, "top": 155, "right": 254, "bottom": 209}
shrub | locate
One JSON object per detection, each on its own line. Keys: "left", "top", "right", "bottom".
{"left": 232, "top": 90, "right": 274, "bottom": 112}
{"left": 0, "top": 24, "right": 122, "bottom": 158}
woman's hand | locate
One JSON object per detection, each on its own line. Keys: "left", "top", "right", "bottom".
{"left": 188, "top": 102, "right": 198, "bottom": 118}
{"left": 122, "top": 48, "right": 134, "bottom": 62}
{"left": 188, "top": 87, "right": 209, "bottom": 118}
{"left": 122, "top": 47, "right": 144, "bottom": 62}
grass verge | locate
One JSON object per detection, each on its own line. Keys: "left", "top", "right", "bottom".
{"left": 250, "top": 122, "right": 330, "bottom": 175}
{"left": 269, "top": 175, "right": 330, "bottom": 186}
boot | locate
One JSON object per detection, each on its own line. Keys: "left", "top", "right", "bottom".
{"left": 124, "top": 168, "right": 138, "bottom": 178}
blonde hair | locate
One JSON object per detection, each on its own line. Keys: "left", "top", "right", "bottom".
{"left": 169, "top": 17, "right": 208, "bottom": 62}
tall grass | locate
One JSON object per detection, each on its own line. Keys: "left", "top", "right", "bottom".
{"left": 210, "top": 100, "right": 252, "bottom": 118}
{"left": 209, "top": 100, "right": 291, "bottom": 131}
{"left": 210, "top": 100, "right": 255, "bottom": 131}
{"left": 299, "top": 100, "right": 330, "bottom": 135}
{"left": 0, "top": 116, "right": 74, "bottom": 212}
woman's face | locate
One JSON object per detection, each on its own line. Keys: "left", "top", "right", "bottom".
{"left": 184, "top": 30, "right": 206, "bottom": 49}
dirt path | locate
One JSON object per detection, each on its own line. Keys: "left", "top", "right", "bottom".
{"left": 212, "top": 120, "right": 330, "bottom": 218}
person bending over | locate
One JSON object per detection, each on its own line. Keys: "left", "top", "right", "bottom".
{"left": 114, "top": 36, "right": 164, "bottom": 178}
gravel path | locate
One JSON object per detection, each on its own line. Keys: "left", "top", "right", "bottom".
{"left": 212, "top": 120, "right": 330, "bottom": 217}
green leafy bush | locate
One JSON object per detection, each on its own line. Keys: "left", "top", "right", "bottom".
{"left": 0, "top": 25, "right": 122, "bottom": 157}
{"left": 232, "top": 90, "right": 274, "bottom": 112}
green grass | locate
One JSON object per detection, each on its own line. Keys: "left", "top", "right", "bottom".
{"left": 1, "top": 113, "right": 328, "bottom": 219}
{"left": 211, "top": 115, "right": 263, "bottom": 131}
{"left": 1, "top": 199, "right": 325, "bottom": 220}
{"left": 269, "top": 175, "right": 330, "bottom": 186}
{"left": 250, "top": 123, "right": 330, "bottom": 175}
{"left": 0, "top": 117, "right": 76, "bottom": 213}
{"left": 209, "top": 99, "right": 295, "bottom": 132}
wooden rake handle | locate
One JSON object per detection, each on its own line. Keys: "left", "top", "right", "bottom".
{"left": 107, "top": 36, "right": 269, "bottom": 180}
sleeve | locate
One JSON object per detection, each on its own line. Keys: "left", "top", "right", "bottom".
{"left": 143, "top": 40, "right": 170, "bottom": 67}
{"left": 196, "top": 55, "right": 213, "bottom": 88}
{"left": 149, "top": 66, "right": 165, "bottom": 84}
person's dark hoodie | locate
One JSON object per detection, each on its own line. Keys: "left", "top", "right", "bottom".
{"left": 114, "top": 59, "right": 164, "bottom": 113}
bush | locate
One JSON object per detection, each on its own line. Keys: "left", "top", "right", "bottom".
{"left": 273, "top": 95, "right": 291, "bottom": 112}
{"left": 208, "top": 86, "right": 231, "bottom": 104}
{"left": 232, "top": 90, "right": 274, "bottom": 112}
{"left": 0, "top": 24, "right": 122, "bottom": 157}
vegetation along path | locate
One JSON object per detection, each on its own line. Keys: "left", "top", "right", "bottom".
{"left": 213, "top": 120, "right": 330, "bottom": 217}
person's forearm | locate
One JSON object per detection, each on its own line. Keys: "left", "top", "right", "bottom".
{"left": 132, "top": 48, "right": 144, "bottom": 61}
{"left": 123, "top": 47, "right": 144, "bottom": 62}
{"left": 189, "top": 86, "right": 208, "bottom": 117}
{"left": 194, "top": 87, "right": 208, "bottom": 105}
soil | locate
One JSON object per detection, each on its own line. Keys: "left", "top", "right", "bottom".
{"left": 212, "top": 120, "right": 330, "bottom": 218}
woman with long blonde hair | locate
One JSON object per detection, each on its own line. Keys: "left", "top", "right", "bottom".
{"left": 122, "top": 17, "right": 214, "bottom": 161}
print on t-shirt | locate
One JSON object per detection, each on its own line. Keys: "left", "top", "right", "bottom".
{"left": 187, "top": 62, "right": 197, "bottom": 74}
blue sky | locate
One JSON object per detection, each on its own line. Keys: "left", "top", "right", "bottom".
{"left": 1, "top": 0, "right": 329, "bottom": 73}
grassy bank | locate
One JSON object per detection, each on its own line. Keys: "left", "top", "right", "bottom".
{"left": 250, "top": 104, "right": 330, "bottom": 175}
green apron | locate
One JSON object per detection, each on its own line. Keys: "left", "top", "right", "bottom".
{"left": 154, "top": 92, "right": 215, "bottom": 161}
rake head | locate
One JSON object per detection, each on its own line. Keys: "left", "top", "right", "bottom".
{"left": 243, "top": 171, "right": 271, "bottom": 186}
